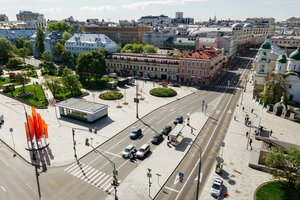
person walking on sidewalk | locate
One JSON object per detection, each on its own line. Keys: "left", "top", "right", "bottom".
{"left": 249, "top": 138, "right": 253, "bottom": 150}
{"left": 246, "top": 131, "right": 249, "bottom": 138}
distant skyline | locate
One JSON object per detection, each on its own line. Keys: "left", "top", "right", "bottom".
{"left": 0, "top": 0, "right": 299, "bottom": 22}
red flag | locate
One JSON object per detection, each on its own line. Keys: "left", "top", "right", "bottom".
{"left": 37, "top": 113, "right": 43, "bottom": 140}
{"left": 24, "top": 122, "right": 30, "bottom": 141}
{"left": 27, "top": 115, "right": 35, "bottom": 140}
{"left": 44, "top": 121, "right": 48, "bottom": 139}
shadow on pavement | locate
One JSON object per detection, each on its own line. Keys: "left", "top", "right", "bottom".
{"left": 175, "top": 137, "right": 192, "bottom": 152}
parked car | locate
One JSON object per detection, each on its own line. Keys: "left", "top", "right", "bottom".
{"left": 122, "top": 145, "right": 137, "bottom": 158}
{"left": 173, "top": 116, "right": 183, "bottom": 125}
{"left": 210, "top": 178, "right": 223, "bottom": 198}
{"left": 130, "top": 128, "right": 142, "bottom": 140}
{"left": 172, "top": 83, "right": 181, "bottom": 87}
{"left": 161, "top": 125, "right": 172, "bottom": 135}
{"left": 136, "top": 144, "right": 151, "bottom": 159}
{"left": 141, "top": 76, "right": 150, "bottom": 80}
{"left": 151, "top": 133, "right": 164, "bottom": 144}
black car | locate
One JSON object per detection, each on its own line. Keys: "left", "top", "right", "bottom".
{"left": 161, "top": 125, "right": 172, "bottom": 135}
{"left": 130, "top": 128, "right": 142, "bottom": 140}
{"left": 173, "top": 116, "right": 183, "bottom": 125}
{"left": 151, "top": 133, "right": 163, "bottom": 144}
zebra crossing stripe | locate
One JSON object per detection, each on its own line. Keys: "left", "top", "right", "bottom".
{"left": 77, "top": 166, "right": 92, "bottom": 178}
{"left": 73, "top": 165, "right": 89, "bottom": 176}
{"left": 82, "top": 168, "right": 96, "bottom": 180}
{"left": 85, "top": 169, "right": 99, "bottom": 182}
{"left": 92, "top": 173, "right": 107, "bottom": 186}
{"left": 88, "top": 171, "right": 103, "bottom": 183}
{"left": 108, "top": 187, "right": 114, "bottom": 193}
{"left": 101, "top": 178, "right": 113, "bottom": 190}
{"left": 64, "top": 163, "right": 76, "bottom": 171}
{"left": 66, "top": 163, "right": 82, "bottom": 173}
{"left": 95, "top": 175, "right": 110, "bottom": 187}
{"left": 70, "top": 164, "right": 85, "bottom": 175}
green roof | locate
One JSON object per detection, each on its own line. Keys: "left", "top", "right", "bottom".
{"left": 261, "top": 41, "right": 271, "bottom": 50}
{"left": 289, "top": 47, "right": 300, "bottom": 61}
{"left": 277, "top": 54, "right": 287, "bottom": 63}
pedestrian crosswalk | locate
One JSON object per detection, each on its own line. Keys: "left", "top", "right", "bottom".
{"left": 64, "top": 163, "right": 121, "bottom": 193}
{"left": 215, "top": 85, "right": 239, "bottom": 90}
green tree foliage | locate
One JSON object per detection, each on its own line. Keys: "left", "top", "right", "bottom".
{"left": 18, "top": 47, "right": 31, "bottom": 61}
{"left": 46, "top": 22, "right": 70, "bottom": 32}
{"left": 76, "top": 50, "right": 107, "bottom": 84}
{"left": 61, "top": 68, "right": 82, "bottom": 96}
{"left": 6, "top": 57, "right": 23, "bottom": 70}
{"left": 53, "top": 42, "right": 65, "bottom": 60}
{"left": 15, "top": 72, "right": 30, "bottom": 92}
{"left": 40, "top": 51, "right": 57, "bottom": 75}
{"left": 266, "top": 147, "right": 300, "bottom": 189}
{"left": 41, "top": 51, "right": 52, "bottom": 62}
{"left": 262, "top": 73, "right": 290, "bottom": 105}
{"left": 35, "top": 27, "right": 45, "bottom": 58}
{"left": 15, "top": 37, "right": 31, "bottom": 49}
{"left": 78, "top": 25, "right": 84, "bottom": 34}
{"left": 43, "top": 75, "right": 61, "bottom": 99}
{"left": 0, "top": 66, "right": 4, "bottom": 76}
{"left": 120, "top": 43, "right": 157, "bottom": 53}
{"left": 62, "top": 31, "right": 72, "bottom": 44}
{"left": 0, "top": 37, "right": 17, "bottom": 65}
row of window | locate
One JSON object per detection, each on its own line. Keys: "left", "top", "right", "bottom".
{"left": 66, "top": 47, "right": 98, "bottom": 51}
{"left": 107, "top": 62, "right": 208, "bottom": 75}
{"left": 271, "top": 40, "right": 300, "bottom": 45}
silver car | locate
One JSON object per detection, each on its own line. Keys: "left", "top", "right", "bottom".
{"left": 136, "top": 144, "right": 150, "bottom": 159}
{"left": 122, "top": 145, "right": 137, "bottom": 158}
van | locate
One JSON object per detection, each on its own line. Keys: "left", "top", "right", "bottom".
{"left": 0, "top": 114, "right": 4, "bottom": 125}
{"left": 136, "top": 144, "right": 150, "bottom": 159}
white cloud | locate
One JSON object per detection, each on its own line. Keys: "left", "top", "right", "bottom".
{"left": 122, "top": 0, "right": 207, "bottom": 10}
{"left": 39, "top": 7, "right": 62, "bottom": 13}
{"left": 80, "top": 5, "right": 115, "bottom": 12}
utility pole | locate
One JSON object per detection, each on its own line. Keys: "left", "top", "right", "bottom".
{"left": 147, "top": 168, "right": 152, "bottom": 198}
{"left": 135, "top": 80, "right": 139, "bottom": 118}
{"left": 9, "top": 128, "right": 16, "bottom": 157}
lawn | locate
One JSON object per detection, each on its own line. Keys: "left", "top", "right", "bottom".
{"left": 8, "top": 84, "right": 48, "bottom": 107}
{"left": 150, "top": 88, "right": 177, "bottom": 97}
{"left": 0, "top": 77, "right": 21, "bottom": 87}
{"left": 256, "top": 181, "right": 299, "bottom": 200}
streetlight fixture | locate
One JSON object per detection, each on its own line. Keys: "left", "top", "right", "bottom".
{"left": 192, "top": 142, "right": 202, "bottom": 200}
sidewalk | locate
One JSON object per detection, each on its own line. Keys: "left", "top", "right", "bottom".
{"left": 105, "top": 112, "right": 208, "bottom": 200}
{"left": 0, "top": 80, "right": 196, "bottom": 167}
{"left": 200, "top": 75, "right": 300, "bottom": 199}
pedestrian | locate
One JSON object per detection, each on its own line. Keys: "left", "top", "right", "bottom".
{"left": 270, "top": 130, "right": 273, "bottom": 137}
{"left": 234, "top": 116, "right": 237, "bottom": 121}
{"left": 249, "top": 138, "right": 253, "bottom": 150}
{"left": 251, "top": 109, "right": 254, "bottom": 113}
{"left": 242, "top": 107, "right": 244, "bottom": 112}
{"left": 191, "top": 128, "right": 193, "bottom": 134}
{"left": 246, "top": 131, "right": 249, "bottom": 138}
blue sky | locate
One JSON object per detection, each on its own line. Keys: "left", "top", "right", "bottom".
{"left": 0, "top": 0, "right": 299, "bottom": 22}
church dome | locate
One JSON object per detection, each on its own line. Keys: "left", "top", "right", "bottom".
{"left": 243, "top": 23, "right": 253, "bottom": 30}
{"left": 261, "top": 41, "right": 271, "bottom": 50}
{"left": 289, "top": 47, "right": 300, "bottom": 61}
{"left": 277, "top": 53, "right": 287, "bottom": 63}
{"left": 232, "top": 23, "right": 242, "bottom": 29}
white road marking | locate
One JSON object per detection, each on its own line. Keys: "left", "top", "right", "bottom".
{"left": 102, "top": 178, "right": 113, "bottom": 190}
{"left": 95, "top": 174, "right": 109, "bottom": 187}
{"left": 228, "top": 110, "right": 232, "bottom": 113}
{"left": 164, "top": 187, "right": 180, "bottom": 193}
{"left": 105, "top": 151, "right": 122, "bottom": 158}
{"left": 85, "top": 169, "right": 98, "bottom": 181}
{"left": 0, "top": 156, "right": 9, "bottom": 167}
{"left": 108, "top": 187, "right": 114, "bottom": 193}
{"left": 89, "top": 172, "right": 104, "bottom": 184}
{"left": 69, "top": 164, "right": 85, "bottom": 174}
{"left": 1, "top": 186, "right": 6, "bottom": 192}
{"left": 73, "top": 165, "right": 89, "bottom": 176}
{"left": 194, "top": 173, "right": 202, "bottom": 183}
{"left": 173, "top": 176, "right": 179, "bottom": 185}
{"left": 64, "top": 163, "right": 76, "bottom": 171}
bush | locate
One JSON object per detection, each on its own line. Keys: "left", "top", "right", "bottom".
{"left": 150, "top": 88, "right": 177, "bottom": 97}
{"left": 99, "top": 91, "right": 123, "bottom": 100}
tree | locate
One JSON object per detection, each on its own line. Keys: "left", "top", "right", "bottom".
{"left": 46, "top": 22, "right": 70, "bottom": 32}
{"left": 143, "top": 44, "right": 157, "bottom": 53}
{"left": 15, "top": 72, "right": 30, "bottom": 92}
{"left": 61, "top": 68, "right": 82, "bottom": 96}
{"left": 15, "top": 37, "right": 31, "bottom": 50}
{"left": 266, "top": 147, "right": 300, "bottom": 188}
{"left": 0, "top": 37, "right": 17, "bottom": 65}
{"left": 41, "top": 51, "right": 52, "bottom": 62}
{"left": 53, "top": 42, "right": 66, "bottom": 61}
{"left": 76, "top": 50, "right": 107, "bottom": 84}
{"left": 40, "top": 51, "right": 57, "bottom": 75}
{"left": 78, "top": 25, "right": 84, "bottom": 34}
{"left": 120, "top": 43, "right": 157, "bottom": 53}
{"left": 35, "top": 27, "right": 45, "bottom": 58}
{"left": 6, "top": 57, "right": 23, "bottom": 70}
{"left": 62, "top": 31, "right": 72, "bottom": 44}
{"left": 43, "top": 75, "right": 61, "bottom": 99}
{"left": 18, "top": 47, "right": 30, "bottom": 62}
{"left": 0, "top": 66, "right": 4, "bottom": 76}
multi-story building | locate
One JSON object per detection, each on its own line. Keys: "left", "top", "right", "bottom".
{"left": 231, "top": 23, "right": 253, "bottom": 48}
{"left": 84, "top": 25, "right": 151, "bottom": 45}
{"left": 138, "top": 15, "right": 172, "bottom": 27}
{"left": 16, "top": 10, "right": 44, "bottom": 21}
{"left": 270, "top": 35, "right": 300, "bottom": 53}
{"left": 172, "top": 12, "right": 194, "bottom": 25}
{"left": 286, "top": 17, "right": 300, "bottom": 26}
{"left": 246, "top": 17, "right": 275, "bottom": 36}
{"left": 0, "top": 29, "right": 36, "bottom": 43}
{"left": 163, "top": 35, "right": 197, "bottom": 51}
{"left": 106, "top": 48, "right": 225, "bottom": 85}
{"left": 64, "top": 34, "right": 117, "bottom": 56}
{"left": 0, "top": 14, "right": 8, "bottom": 21}
{"left": 142, "top": 31, "right": 176, "bottom": 48}
{"left": 44, "top": 32, "right": 63, "bottom": 61}
{"left": 189, "top": 27, "right": 233, "bottom": 38}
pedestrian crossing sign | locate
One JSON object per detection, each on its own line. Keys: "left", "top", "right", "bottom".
{"left": 113, "top": 170, "right": 118, "bottom": 176}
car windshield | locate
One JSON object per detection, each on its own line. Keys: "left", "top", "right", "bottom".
{"left": 212, "top": 183, "right": 221, "bottom": 190}
{"left": 124, "top": 148, "right": 131, "bottom": 152}
{"left": 139, "top": 149, "right": 145, "bottom": 152}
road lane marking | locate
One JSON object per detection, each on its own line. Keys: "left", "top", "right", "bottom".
{"left": 95, "top": 174, "right": 109, "bottom": 187}
{"left": 101, "top": 178, "right": 113, "bottom": 190}
{"left": 194, "top": 173, "right": 202, "bottom": 183}
{"left": 0, "top": 156, "right": 9, "bottom": 167}
{"left": 68, "top": 164, "right": 85, "bottom": 174}
{"left": 173, "top": 176, "right": 179, "bottom": 185}
{"left": 64, "top": 163, "right": 76, "bottom": 171}
{"left": 105, "top": 151, "right": 122, "bottom": 158}
{"left": 89, "top": 172, "right": 104, "bottom": 184}
{"left": 164, "top": 187, "right": 179, "bottom": 193}
{"left": 77, "top": 166, "right": 92, "bottom": 178}
{"left": 1, "top": 186, "right": 6, "bottom": 192}
{"left": 72, "top": 165, "right": 88, "bottom": 176}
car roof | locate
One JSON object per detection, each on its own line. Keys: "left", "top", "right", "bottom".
{"left": 213, "top": 178, "right": 223, "bottom": 185}
{"left": 132, "top": 128, "right": 141, "bottom": 131}
{"left": 126, "top": 144, "right": 135, "bottom": 149}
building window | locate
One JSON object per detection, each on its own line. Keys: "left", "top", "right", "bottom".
{"left": 181, "top": 69, "right": 184, "bottom": 74}
{"left": 161, "top": 68, "right": 164, "bottom": 72}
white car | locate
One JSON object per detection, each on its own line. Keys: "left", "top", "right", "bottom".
{"left": 122, "top": 145, "right": 137, "bottom": 158}
{"left": 210, "top": 178, "right": 223, "bottom": 198}
{"left": 136, "top": 144, "right": 150, "bottom": 159}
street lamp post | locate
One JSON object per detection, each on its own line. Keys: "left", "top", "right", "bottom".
{"left": 135, "top": 81, "right": 139, "bottom": 118}
{"left": 192, "top": 142, "right": 202, "bottom": 200}
{"left": 147, "top": 168, "right": 152, "bottom": 198}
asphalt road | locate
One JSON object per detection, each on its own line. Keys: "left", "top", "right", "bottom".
{"left": 0, "top": 49, "right": 257, "bottom": 200}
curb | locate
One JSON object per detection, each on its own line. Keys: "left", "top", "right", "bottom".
{"left": 253, "top": 180, "right": 276, "bottom": 200}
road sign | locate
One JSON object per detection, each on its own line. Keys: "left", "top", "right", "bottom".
{"left": 179, "top": 172, "right": 184, "bottom": 178}
{"left": 9, "top": 128, "right": 13, "bottom": 132}
{"left": 113, "top": 170, "right": 118, "bottom": 176}
{"left": 147, "top": 172, "right": 152, "bottom": 178}
{"left": 134, "top": 98, "right": 139, "bottom": 103}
